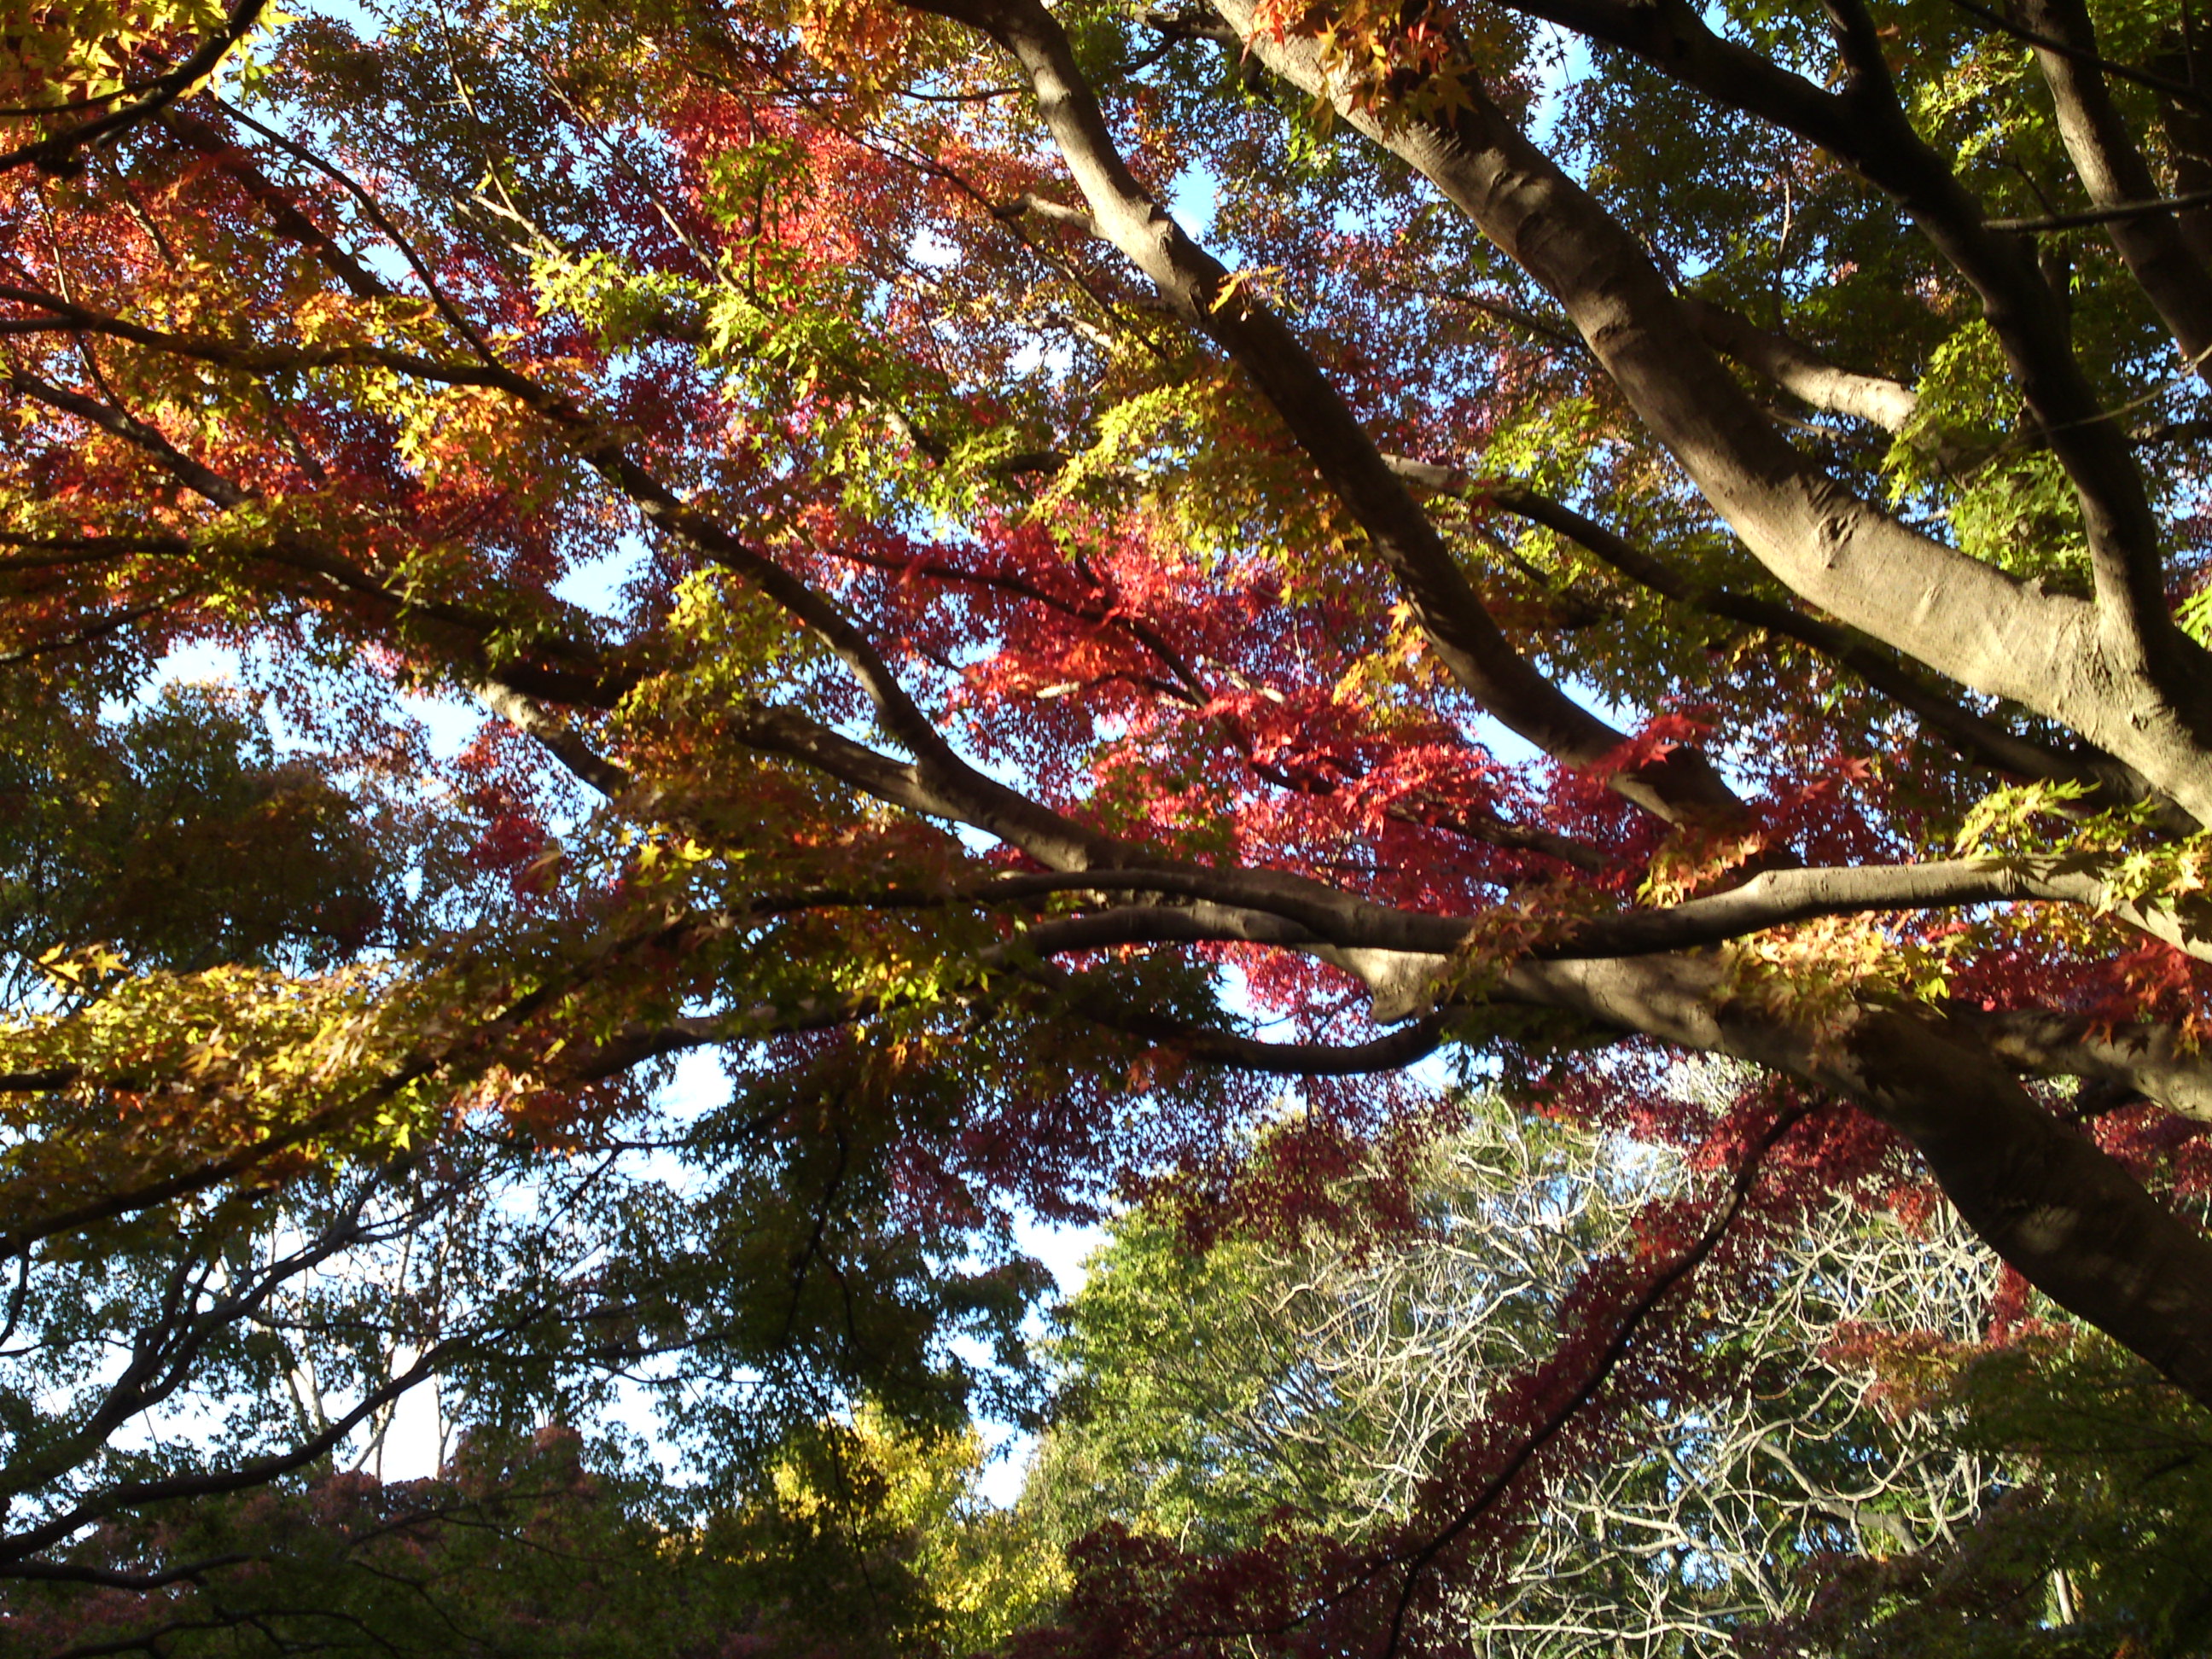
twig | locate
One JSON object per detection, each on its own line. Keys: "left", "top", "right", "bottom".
{"left": 1988, "top": 186, "right": 2212, "bottom": 233}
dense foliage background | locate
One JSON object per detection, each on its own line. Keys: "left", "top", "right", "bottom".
{"left": 3, "top": 0, "right": 2212, "bottom": 1647}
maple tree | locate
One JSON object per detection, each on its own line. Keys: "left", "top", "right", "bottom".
{"left": 7, "top": 0, "right": 2212, "bottom": 1644}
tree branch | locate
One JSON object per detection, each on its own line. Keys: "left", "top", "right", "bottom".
{"left": 1678, "top": 298, "right": 1919, "bottom": 432}
{"left": 1215, "top": 0, "right": 2212, "bottom": 827}
{"left": 1479, "top": 480, "right": 2168, "bottom": 808}
{"left": 0, "top": 1553, "right": 251, "bottom": 1589}
{"left": 896, "top": 0, "right": 1750, "bottom": 828}
{"left": 472, "top": 679, "right": 629, "bottom": 797}
{"left": 2016, "top": 0, "right": 2212, "bottom": 374}
{"left": 1988, "top": 184, "right": 2212, "bottom": 232}
{"left": 1497, "top": 950, "right": 2212, "bottom": 1408}
{"left": 1535, "top": 856, "right": 2212, "bottom": 963}
{"left": 0, "top": 0, "right": 269, "bottom": 177}
{"left": 1942, "top": 0, "right": 2212, "bottom": 113}
{"left": 1954, "top": 1005, "right": 2212, "bottom": 1123}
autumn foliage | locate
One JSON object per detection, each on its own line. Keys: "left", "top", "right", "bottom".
{"left": 3, "top": 0, "right": 2212, "bottom": 1647}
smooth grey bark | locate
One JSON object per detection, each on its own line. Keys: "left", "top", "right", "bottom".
{"left": 1209, "top": 0, "right": 2212, "bottom": 831}
{"left": 1450, "top": 0, "right": 2190, "bottom": 690}
{"left": 2020, "top": 0, "right": 2212, "bottom": 377}
{"left": 1679, "top": 298, "right": 1920, "bottom": 431}
{"left": 1482, "top": 483, "right": 2168, "bottom": 805}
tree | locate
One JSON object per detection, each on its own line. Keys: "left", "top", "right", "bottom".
{"left": 5, "top": 0, "right": 2212, "bottom": 1645}
{"left": 1754, "top": 1332, "right": 2212, "bottom": 1657}
{"left": 2, "top": 1414, "right": 1056, "bottom": 1659}
{"left": 1024, "top": 1093, "right": 2043, "bottom": 1655}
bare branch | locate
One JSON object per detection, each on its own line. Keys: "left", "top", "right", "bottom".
{"left": 1373, "top": 1103, "right": 1815, "bottom": 1658}
{"left": 1989, "top": 184, "right": 2212, "bottom": 232}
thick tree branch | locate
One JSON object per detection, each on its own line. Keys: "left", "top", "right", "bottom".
{"left": 0, "top": 441, "right": 626, "bottom": 713}
{"left": 1082, "top": 1010, "right": 1450, "bottom": 1076}
{"left": 1479, "top": 480, "right": 2164, "bottom": 805}
{"left": 473, "top": 679, "right": 630, "bottom": 797}
{"left": 0, "top": 1553, "right": 251, "bottom": 1589}
{"left": 0, "top": 284, "right": 534, "bottom": 388}
{"left": 1483, "top": 0, "right": 2175, "bottom": 660}
{"left": 1955, "top": 1006, "right": 2212, "bottom": 1123}
{"left": 1678, "top": 298, "right": 1919, "bottom": 432}
{"left": 5, "top": 370, "right": 246, "bottom": 508}
{"left": 585, "top": 992, "right": 1450, "bottom": 1080}
{"left": 2017, "top": 0, "right": 2212, "bottom": 375}
{"left": 1537, "top": 857, "right": 2212, "bottom": 963}
{"left": 1497, "top": 951, "right": 2212, "bottom": 1408}
{"left": 1215, "top": 0, "right": 2212, "bottom": 828}
{"left": 155, "top": 110, "right": 389, "bottom": 299}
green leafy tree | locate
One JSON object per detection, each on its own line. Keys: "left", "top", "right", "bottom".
{"left": 0, "top": 682, "right": 405, "bottom": 995}
{"left": 1738, "top": 1330, "right": 2212, "bottom": 1657}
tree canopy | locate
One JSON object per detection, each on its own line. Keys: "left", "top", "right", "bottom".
{"left": 5, "top": 0, "right": 2212, "bottom": 1646}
